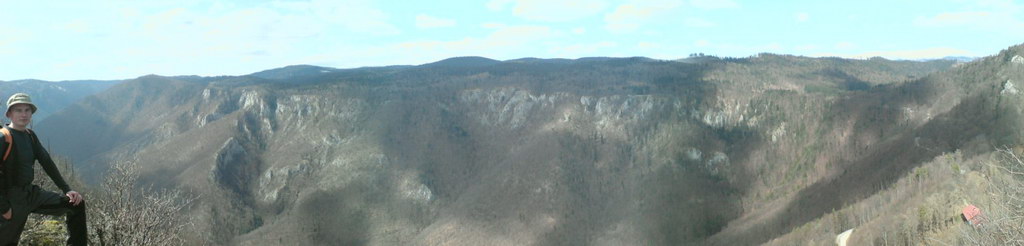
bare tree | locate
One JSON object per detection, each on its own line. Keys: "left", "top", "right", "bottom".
{"left": 87, "top": 161, "right": 198, "bottom": 246}
{"left": 961, "top": 149, "right": 1024, "bottom": 245}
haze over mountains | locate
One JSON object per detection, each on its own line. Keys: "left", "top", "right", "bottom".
{"left": 0, "top": 79, "right": 120, "bottom": 122}
{"left": 22, "top": 44, "right": 1024, "bottom": 245}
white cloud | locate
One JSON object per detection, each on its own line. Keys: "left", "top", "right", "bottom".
{"left": 572, "top": 27, "right": 586, "bottom": 34}
{"left": 0, "top": 24, "right": 30, "bottom": 55}
{"left": 10, "top": 0, "right": 406, "bottom": 79}
{"left": 952, "top": 0, "right": 1022, "bottom": 11}
{"left": 914, "top": 0, "right": 1024, "bottom": 30}
{"left": 61, "top": 19, "right": 92, "bottom": 33}
{"left": 118, "top": 0, "right": 400, "bottom": 64}
{"left": 138, "top": 7, "right": 317, "bottom": 53}
{"left": 487, "top": 0, "right": 515, "bottom": 11}
{"left": 916, "top": 11, "right": 993, "bottom": 26}
{"left": 490, "top": 0, "right": 609, "bottom": 22}
{"left": 690, "top": 0, "right": 738, "bottom": 9}
{"left": 605, "top": 0, "right": 684, "bottom": 33}
{"left": 416, "top": 14, "right": 456, "bottom": 28}
{"left": 795, "top": 12, "right": 809, "bottom": 22}
{"left": 271, "top": 0, "right": 400, "bottom": 35}
{"left": 915, "top": 11, "right": 1024, "bottom": 32}
{"left": 1, "top": 1, "right": 405, "bottom": 80}
{"left": 481, "top": 22, "right": 506, "bottom": 29}
{"left": 684, "top": 17, "right": 715, "bottom": 27}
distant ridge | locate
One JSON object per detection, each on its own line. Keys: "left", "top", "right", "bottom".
{"left": 939, "top": 56, "right": 977, "bottom": 62}
{"left": 0, "top": 79, "right": 120, "bottom": 122}
{"left": 420, "top": 56, "right": 501, "bottom": 67}
{"left": 576, "top": 56, "right": 656, "bottom": 63}
{"left": 424, "top": 56, "right": 658, "bottom": 67}
{"left": 505, "top": 57, "right": 575, "bottom": 64}
{"left": 249, "top": 64, "right": 340, "bottom": 80}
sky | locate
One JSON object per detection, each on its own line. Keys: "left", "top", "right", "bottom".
{"left": 1, "top": 0, "right": 1022, "bottom": 81}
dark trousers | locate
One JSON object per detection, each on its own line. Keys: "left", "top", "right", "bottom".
{"left": 0, "top": 185, "right": 87, "bottom": 246}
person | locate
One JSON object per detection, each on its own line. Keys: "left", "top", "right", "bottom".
{"left": 0, "top": 93, "right": 87, "bottom": 245}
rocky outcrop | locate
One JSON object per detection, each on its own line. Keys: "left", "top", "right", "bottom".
{"left": 35, "top": 49, "right": 1009, "bottom": 245}
{"left": 213, "top": 137, "right": 251, "bottom": 194}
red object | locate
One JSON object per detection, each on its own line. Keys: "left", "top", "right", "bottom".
{"left": 962, "top": 204, "right": 983, "bottom": 225}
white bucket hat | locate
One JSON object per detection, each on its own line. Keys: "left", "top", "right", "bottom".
{"left": 6, "top": 93, "right": 37, "bottom": 114}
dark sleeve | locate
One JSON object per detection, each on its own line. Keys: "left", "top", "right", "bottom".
{"left": 0, "top": 140, "right": 9, "bottom": 212}
{"left": 31, "top": 134, "right": 72, "bottom": 193}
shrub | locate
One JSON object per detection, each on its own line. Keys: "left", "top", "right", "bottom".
{"left": 87, "top": 161, "right": 198, "bottom": 246}
{"left": 960, "top": 149, "right": 1024, "bottom": 244}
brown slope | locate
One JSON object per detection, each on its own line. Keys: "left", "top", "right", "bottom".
{"left": 708, "top": 44, "right": 1024, "bottom": 245}
{"left": 31, "top": 53, "right": 976, "bottom": 245}
{"left": 35, "top": 75, "right": 207, "bottom": 180}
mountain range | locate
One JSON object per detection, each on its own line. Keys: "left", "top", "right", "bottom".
{"left": 0, "top": 79, "right": 120, "bottom": 122}
{"left": 26, "top": 45, "right": 1024, "bottom": 245}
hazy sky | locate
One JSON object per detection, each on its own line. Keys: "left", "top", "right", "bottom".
{"left": 1, "top": 0, "right": 1022, "bottom": 81}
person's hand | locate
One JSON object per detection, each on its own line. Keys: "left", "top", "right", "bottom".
{"left": 2, "top": 209, "right": 10, "bottom": 220}
{"left": 66, "top": 191, "right": 84, "bottom": 206}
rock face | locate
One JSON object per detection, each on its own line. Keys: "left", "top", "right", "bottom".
{"left": 34, "top": 44, "right": 1024, "bottom": 245}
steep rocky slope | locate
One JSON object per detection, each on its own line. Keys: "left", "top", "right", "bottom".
{"left": 708, "top": 46, "right": 1024, "bottom": 244}
{"left": 33, "top": 49, "right": 1007, "bottom": 245}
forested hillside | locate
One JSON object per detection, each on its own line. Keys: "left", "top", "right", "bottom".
{"left": 33, "top": 44, "right": 1024, "bottom": 245}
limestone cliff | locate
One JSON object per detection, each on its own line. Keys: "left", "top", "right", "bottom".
{"left": 35, "top": 46, "right": 1024, "bottom": 245}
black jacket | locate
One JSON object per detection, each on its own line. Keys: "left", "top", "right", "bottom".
{"left": 0, "top": 126, "right": 72, "bottom": 212}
